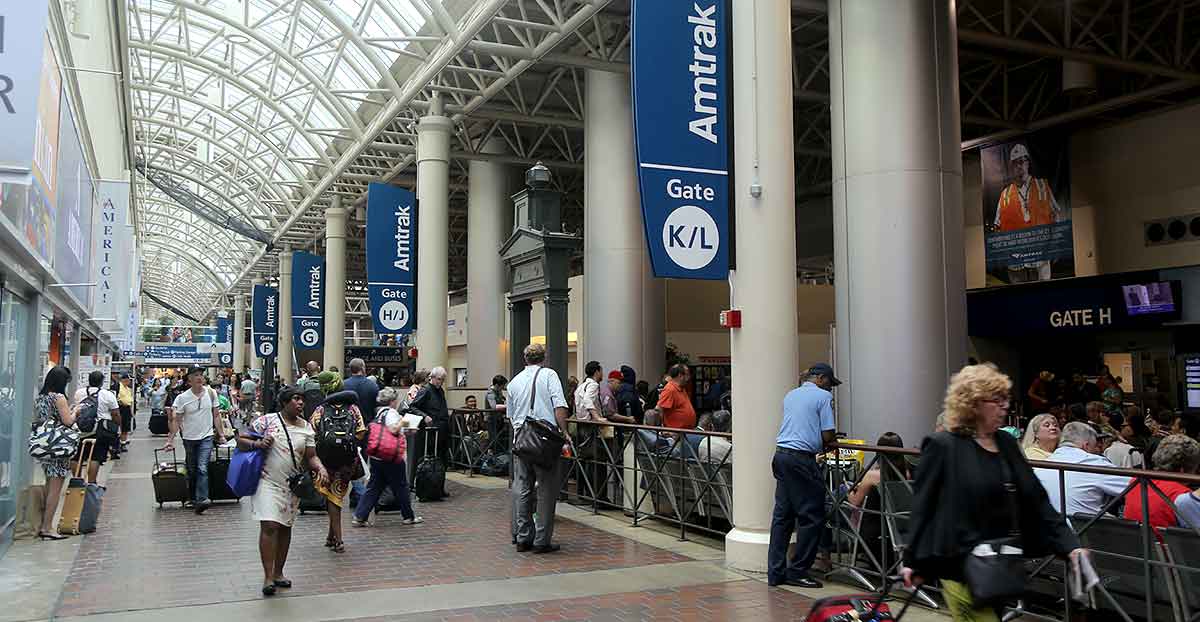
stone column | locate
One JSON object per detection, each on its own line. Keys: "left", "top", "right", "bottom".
{"left": 233, "top": 293, "right": 247, "bottom": 372}
{"left": 324, "top": 199, "right": 347, "bottom": 371}
{"left": 508, "top": 300, "right": 531, "bottom": 378}
{"left": 583, "top": 68, "right": 664, "bottom": 380}
{"left": 725, "top": 0, "right": 799, "bottom": 572}
{"left": 467, "top": 139, "right": 510, "bottom": 386}
{"left": 544, "top": 292, "right": 570, "bottom": 393}
{"left": 830, "top": 0, "right": 966, "bottom": 446}
{"left": 416, "top": 95, "right": 453, "bottom": 371}
{"left": 278, "top": 247, "right": 295, "bottom": 384}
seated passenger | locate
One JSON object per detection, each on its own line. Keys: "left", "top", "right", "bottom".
{"left": 1022, "top": 413, "right": 1060, "bottom": 460}
{"left": 694, "top": 410, "right": 732, "bottom": 464}
{"left": 1123, "top": 434, "right": 1200, "bottom": 529}
{"left": 846, "top": 433, "right": 908, "bottom": 569}
{"left": 1034, "top": 422, "right": 1130, "bottom": 517}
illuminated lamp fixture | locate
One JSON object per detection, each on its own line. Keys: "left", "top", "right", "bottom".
{"left": 222, "top": 0, "right": 252, "bottom": 44}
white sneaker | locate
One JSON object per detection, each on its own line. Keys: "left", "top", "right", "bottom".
{"left": 402, "top": 516, "right": 424, "bottom": 525}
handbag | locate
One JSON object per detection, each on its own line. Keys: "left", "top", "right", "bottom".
{"left": 278, "top": 414, "right": 316, "bottom": 499}
{"left": 366, "top": 420, "right": 406, "bottom": 463}
{"left": 227, "top": 431, "right": 267, "bottom": 497}
{"left": 963, "top": 453, "right": 1026, "bottom": 605}
{"left": 28, "top": 396, "right": 81, "bottom": 460}
{"left": 512, "top": 368, "right": 566, "bottom": 469}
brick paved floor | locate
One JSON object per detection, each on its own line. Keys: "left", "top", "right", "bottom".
{"left": 55, "top": 476, "right": 687, "bottom": 617}
{"left": 344, "top": 580, "right": 817, "bottom": 622}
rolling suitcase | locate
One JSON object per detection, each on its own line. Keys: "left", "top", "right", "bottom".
{"left": 803, "top": 578, "right": 921, "bottom": 622}
{"left": 59, "top": 439, "right": 105, "bottom": 535}
{"left": 208, "top": 445, "right": 238, "bottom": 501}
{"left": 148, "top": 412, "right": 168, "bottom": 435}
{"left": 152, "top": 447, "right": 190, "bottom": 507}
{"left": 414, "top": 431, "right": 446, "bottom": 502}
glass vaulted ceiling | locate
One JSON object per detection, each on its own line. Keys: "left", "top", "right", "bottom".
{"left": 127, "top": 0, "right": 430, "bottom": 319}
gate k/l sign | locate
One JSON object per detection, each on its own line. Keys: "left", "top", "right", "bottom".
{"left": 632, "top": 0, "right": 731, "bottom": 280}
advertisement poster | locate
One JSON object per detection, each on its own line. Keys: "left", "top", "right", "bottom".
{"left": 981, "top": 135, "right": 1073, "bottom": 286}
{"left": 366, "top": 183, "right": 417, "bottom": 338}
{"left": 54, "top": 93, "right": 94, "bottom": 305}
{"left": 252, "top": 284, "right": 279, "bottom": 359}
{"left": 631, "top": 0, "right": 732, "bottom": 280}
{"left": 291, "top": 251, "right": 325, "bottom": 350}
{"left": 94, "top": 181, "right": 131, "bottom": 330}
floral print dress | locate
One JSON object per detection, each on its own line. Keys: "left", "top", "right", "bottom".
{"left": 248, "top": 413, "right": 315, "bottom": 527}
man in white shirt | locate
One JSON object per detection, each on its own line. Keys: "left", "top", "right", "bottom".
{"left": 507, "top": 343, "right": 569, "bottom": 553}
{"left": 574, "top": 361, "right": 602, "bottom": 421}
{"left": 72, "top": 370, "right": 121, "bottom": 481}
{"left": 165, "top": 367, "right": 224, "bottom": 514}
{"left": 1035, "top": 422, "right": 1132, "bottom": 519}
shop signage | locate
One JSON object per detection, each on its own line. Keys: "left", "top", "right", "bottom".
{"left": 366, "top": 183, "right": 417, "bottom": 336}
{"left": 1185, "top": 356, "right": 1200, "bottom": 410}
{"left": 291, "top": 251, "right": 324, "bottom": 350}
{"left": 980, "top": 134, "right": 1074, "bottom": 286}
{"left": 94, "top": 181, "right": 131, "bottom": 334}
{"left": 0, "top": 3, "right": 53, "bottom": 173}
{"left": 215, "top": 316, "right": 233, "bottom": 365}
{"left": 631, "top": 0, "right": 731, "bottom": 280}
{"left": 143, "top": 344, "right": 210, "bottom": 364}
{"left": 345, "top": 346, "right": 407, "bottom": 366}
{"left": 252, "top": 284, "right": 278, "bottom": 358}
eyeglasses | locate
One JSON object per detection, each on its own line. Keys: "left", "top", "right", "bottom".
{"left": 983, "top": 399, "right": 1011, "bottom": 410}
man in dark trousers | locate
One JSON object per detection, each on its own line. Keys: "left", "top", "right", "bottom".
{"left": 767, "top": 363, "right": 839, "bottom": 588}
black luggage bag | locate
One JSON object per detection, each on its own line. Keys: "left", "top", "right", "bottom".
{"left": 207, "top": 445, "right": 238, "bottom": 501}
{"left": 152, "top": 447, "right": 190, "bottom": 507}
{"left": 149, "top": 412, "right": 168, "bottom": 435}
{"left": 414, "top": 431, "right": 446, "bottom": 502}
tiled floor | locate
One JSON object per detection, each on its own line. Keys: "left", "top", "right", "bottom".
{"left": 2, "top": 426, "right": 947, "bottom": 622}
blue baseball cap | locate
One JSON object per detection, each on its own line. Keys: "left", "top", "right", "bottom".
{"left": 808, "top": 363, "right": 842, "bottom": 386}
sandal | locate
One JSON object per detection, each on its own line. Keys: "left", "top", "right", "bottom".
{"left": 262, "top": 583, "right": 277, "bottom": 597}
{"left": 324, "top": 536, "right": 335, "bottom": 548}
{"left": 38, "top": 531, "right": 68, "bottom": 541}
{"left": 330, "top": 538, "right": 345, "bottom": 553}
{"left": 273, "top": 577, "right": 292, "bottom": 588}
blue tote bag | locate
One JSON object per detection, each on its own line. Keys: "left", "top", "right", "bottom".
{"left": 227, "top": 432, "right": 266, "bottom": 497}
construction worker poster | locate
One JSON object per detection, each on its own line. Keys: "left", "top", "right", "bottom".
{"left": 980, "top": 135, "right": 1073, "bottom": 286}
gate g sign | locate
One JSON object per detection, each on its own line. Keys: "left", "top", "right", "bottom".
{"left": 291, "top": 251, "right": 325, "bottom": 350}
{"left": 216, "top": 316, "right": 233, "bottom": 366}
{"left": 632, "top": 0, "right": 731, "bottom": 280}
{"left": 252, "top": 284, "right": 278, "bottom": 359}
{"left": 366, "top": 183, "right": 417, "bottom": 336}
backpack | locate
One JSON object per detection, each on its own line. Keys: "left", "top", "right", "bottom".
{"left": 301, "top": 387, "right": 326, "bottom": 420}
{"left": 316, "top": 404, "right": 358, "bottom": 466}
{"left": 76, "top": 388, "right": 101, "bottom": 434}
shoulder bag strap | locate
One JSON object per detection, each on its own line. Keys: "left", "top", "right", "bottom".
{"left": 997, "top": 449, "right": 1022, "bottom": 538}
{"left": 278, "top": 414, "right": 300, "bottom": 473}
{"left": 529, "top": 367, "right": 542, "bottom": 416}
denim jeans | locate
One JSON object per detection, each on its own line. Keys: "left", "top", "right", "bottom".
{"left": 183, "top": 437, "right": 214, "bottom": 504}
{"left": 354, "top": 459, "right": 414, "bottom": 521}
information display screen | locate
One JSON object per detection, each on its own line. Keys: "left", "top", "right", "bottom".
{"left": 1185, "top": 356, "right": 1200, "bottom": 411}
{"left": 1122, "top": 282, "right": 1176, "bottom": 315}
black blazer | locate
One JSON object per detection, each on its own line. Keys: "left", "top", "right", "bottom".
{"left": 904, "top": 431, "right": 1079, "bottom": 581}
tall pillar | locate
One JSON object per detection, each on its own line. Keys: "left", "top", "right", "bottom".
{"left": 583, "top": 68, "right": 664, "bottom": 380}
{"left": 251, "top": 278, "right": 264, "bottom": 374}
{"left": 544, "top": 294, "right": 569, "bottom": 393}
{"left": 725, "top": 0, "right": 799, "bottom": 572}
{"left": 640, "top": 261, "right": 666, "bottom": 382}
{"left": 830, "top": 0, "right": 966, "bottom": 446}
{"left": 508, "top": 300, "right": 531, "bottom": 378}
{"left": 416, "top": 95, "right": 452, "bottom": 371}
{"left": 278, "top": 247, "right": 295, "bottom": 384}
{"left": 323, "top": 199, "right": 347, "bottom": 371}
{"left": 233, "top": 293, "right": 247, "bottom": 372}
{"left": 467, "top": 139, "right": 510, "bottom": 386}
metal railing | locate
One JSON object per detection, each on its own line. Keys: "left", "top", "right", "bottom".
{"left": 826, "top": 441, "right": 1200, "bottom": 622}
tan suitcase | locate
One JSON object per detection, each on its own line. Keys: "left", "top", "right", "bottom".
{"left": 58, "top": 439, "right": 95, "bottom": 535}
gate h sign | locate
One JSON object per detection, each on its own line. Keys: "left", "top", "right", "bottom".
{"left": 632, "top": 0, "right": 732, "bottom": 280}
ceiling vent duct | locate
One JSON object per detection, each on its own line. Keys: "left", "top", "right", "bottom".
{"left": 1144, "top": 213, "right": 1200, "bottom": 246}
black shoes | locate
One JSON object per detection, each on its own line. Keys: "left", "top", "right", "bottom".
{"left": 532, "top": 544, "right": 561, "bottom": 554}
{"left": 194, "top": 500, "right": 211, "bottom": 515}
{"left": 515, "top": 542, "right": 532, "bottom": 552}
{"left": 770, "top": 576, "right": 823, "bottom": 589}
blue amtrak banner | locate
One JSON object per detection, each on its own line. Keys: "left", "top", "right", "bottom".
{"left": 365, "top": 183, "right": 417, "bottom": 336}
{"left": 216, "top": 316, "right": 233, "bottom": 366}
{"left": 631, "top": 0, "right": 732, "bottom": 280}
{"left": 252, "top": 284, "right": 279, "bottom": 359}
{"left": 291, "top": 251, "right": 325, "bottom": 350}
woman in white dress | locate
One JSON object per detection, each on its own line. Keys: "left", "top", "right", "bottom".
{"left": 238, "top": 386, "right": 329, "bottom": 596}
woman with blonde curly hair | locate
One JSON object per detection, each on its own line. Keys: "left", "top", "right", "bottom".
{"left": 1021, "top": 413, "right": 1060, "bottom": 460}
{"left": 902, "top": 364, "right": 1088, "bottom": 621}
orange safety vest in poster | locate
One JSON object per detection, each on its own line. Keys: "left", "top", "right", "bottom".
{"left": 995, "top": 178, "right": 1055, "bottom": 231}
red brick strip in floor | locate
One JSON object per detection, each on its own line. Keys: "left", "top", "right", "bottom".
{"left": 343, "top": 580, "right": 819, "bottom": 622}
{"left": 55, "top": 478, "right": 686, "bottom": 617}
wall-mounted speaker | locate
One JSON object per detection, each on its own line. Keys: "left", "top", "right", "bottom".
{"left": 1144, "top": 213, "right": 1200, "bottom": 247}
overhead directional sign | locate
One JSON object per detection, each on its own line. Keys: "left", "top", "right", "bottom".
{"left": 631, "top": 0, "right": 732, "bottom": 280}
{"left": 215, "top": 316, "right": 233, "bottom": 365}
{"left": 291, "top": 251, "right": 325, "bottom": 350}
{"left": 366, "top": 183, "right": 417, "bottom": 336}
{"left": 252, "top": 284, "right": 278, "bottom": 359}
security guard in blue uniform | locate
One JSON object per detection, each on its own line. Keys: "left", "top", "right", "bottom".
{"left": 767, "top": 363, "right": 839, "bottom": 588}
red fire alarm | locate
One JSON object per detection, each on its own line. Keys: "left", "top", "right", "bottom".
{"left": 719, "top": 309, "right": 742, "bottom": 328}
{"left": 408, "top": 347, "right": 419, "bottom": 359}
